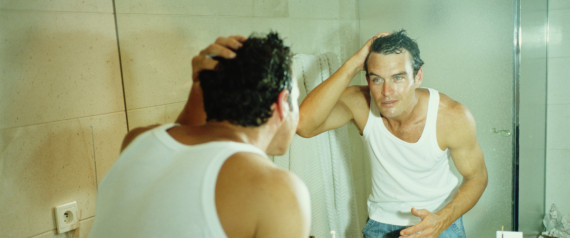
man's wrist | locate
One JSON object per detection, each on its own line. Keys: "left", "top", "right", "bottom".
{"left": 435, "top": 207, "right": 456, "bottom": 227}
{"left": 344, "top": 57, "right": 364, "bottom": 75}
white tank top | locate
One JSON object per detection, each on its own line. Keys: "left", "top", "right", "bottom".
{"left": 362, "top": 88, "right": 459, "bottom": 226}
{"left": 89, "top": 123, "right": 266, "bottom": 238}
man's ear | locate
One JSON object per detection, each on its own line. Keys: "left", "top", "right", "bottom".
{"left": 276, "top": 89, "right": 290, "bottom": 120}
{"left": 414, "top": 67, "right": 423, "bottom": 86}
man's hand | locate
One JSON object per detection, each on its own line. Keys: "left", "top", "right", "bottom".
{"left": 177, "top": 35, "right": 246, "bottom": 126}
{"left": 191, "top": 35, "right": 246, "bottom": 82}
{"left": 399, "top": 208, "right": 449, "bottom": 238}
{"left": 347, "top": 32, "right": 391, "bottom": 71}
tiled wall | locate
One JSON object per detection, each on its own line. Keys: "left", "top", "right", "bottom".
{"left": 546, "top": 0, "right": 570, "bottom": 217}
{"left": 0, "top": 1, "right": 127, "bottom": 238}
{"left": 0, "top": 0, "right": 359, "bottom": 237}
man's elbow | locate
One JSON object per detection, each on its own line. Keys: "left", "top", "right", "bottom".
{"left": 469, "top": 168, "right": 488, "bottom": 191}
{"left": 296, "top": 113, "right": 323, "bottom": 138}
{"left": 296, "top": 125, "right": 316, "bottom": 138}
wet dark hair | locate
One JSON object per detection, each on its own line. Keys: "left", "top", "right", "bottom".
{"left": 365, "top": 30, "right": 424, "bottom": 76}
{"left": 199, "top": 32, "right": 293, "bottom": 127}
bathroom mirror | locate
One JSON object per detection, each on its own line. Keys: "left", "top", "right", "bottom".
{"left": 112, "top": 0, "right": 548, "bottom": 237}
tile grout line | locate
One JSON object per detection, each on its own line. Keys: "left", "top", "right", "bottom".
{"left": 112, "top": 0, "right": 130, "bottom": 132}
{"left": 30, "top": 216, "right": 96, "bottom": 237}
{"left": 91, "top": 125, "right": 99, "bottom": 190}
{"left": 0, "top": 99, "right": 189, "bottom": 132}
{"left": 0, "top": 111, "right": 125, "bottom": 131}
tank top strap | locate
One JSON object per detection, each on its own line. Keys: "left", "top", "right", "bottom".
{"left": 426, "top": 88, "right": 440, "bottom": 126}
{"left": 422, "top": 88, "right": 442, "bottom": 150}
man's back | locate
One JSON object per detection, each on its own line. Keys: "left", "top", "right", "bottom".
{"left": 89, "top": 123, "right": 311, "bottom": 237}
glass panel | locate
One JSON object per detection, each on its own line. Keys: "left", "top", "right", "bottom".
{"left": 518, "top": 0, "right": 548, "bottom": 236}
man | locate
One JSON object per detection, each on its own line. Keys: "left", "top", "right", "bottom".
{"left": 89, "top": 32, "right": 311, "bottom": 238}
{"left": 296, "top": 30, "right": 488, "bottom": 238}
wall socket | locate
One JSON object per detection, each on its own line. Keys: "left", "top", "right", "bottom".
{"left": 54, "top": 201, "right": 79, "bottom": 234}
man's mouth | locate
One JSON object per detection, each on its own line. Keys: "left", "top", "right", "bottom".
{"left": 381, "top": 100, "right": 397, "bottom": 107}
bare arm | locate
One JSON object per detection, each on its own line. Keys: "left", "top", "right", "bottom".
{"left": 256, "top": 169, "right": 311, "bottom": 238}
{"left": 400, "top": 103, "right": 488, "bottom": 238}
{"left": 176, "top": 35, "right": 247, "bottom": 126}
{"left": 297, "top": 33, "right": 389, "bottom": 138}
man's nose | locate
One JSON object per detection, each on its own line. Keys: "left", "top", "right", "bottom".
{"left": 382, "top": 81, "right": 394, "bottom": 96}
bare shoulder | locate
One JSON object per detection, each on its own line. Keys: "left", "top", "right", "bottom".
{"left": 121, "top": 124, "right": 161, "bottom": 151}
{"left": 216, "top": 153, "right": 311, "bottom": 238}
{"left": 437, "top": 93, "right": 477, "bottom": 148}
{"left": 220, "top": 153, "right": 308, "bottom": 194}
{"left": 438, "top": 93, "right": 476, "bottom": 126}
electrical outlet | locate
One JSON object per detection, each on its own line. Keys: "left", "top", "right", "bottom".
{"left": 54, "top": 201, "right": 79, "bottom": 234}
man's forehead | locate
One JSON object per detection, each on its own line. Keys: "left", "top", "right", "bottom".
{"left": 369, "top": 50, "right": 411, "bottom": 59}
{"left": 366, "top": 52, "right": 414, "bottom": 77}
{"left": 367, "top": 51, "right": 413, "bottom": 68}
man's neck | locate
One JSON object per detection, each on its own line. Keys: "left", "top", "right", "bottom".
{"left": 182, "top": 121, "right": 272, "bottom": 152}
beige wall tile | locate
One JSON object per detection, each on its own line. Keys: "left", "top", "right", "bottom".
{"left": 0, "top": 0, "right": 113, "bottom": 13}
{"left": 0, "top": 112, "right": 125, "bottom": 238}
{"left": 31, "top": 217, "right": 94, "bottom": 238}
{"left": 0, "top": 10, "right": 124, "bottom": 129}
{"left": 164, "top": 101, "right": 185, "bottom": 122}
{"left": 127, "top": 106, "right": 167, "bottom": 129}
{"left": 0, "top": 121, "right": 95, "bottom": 237}
{"left": 126, "top": 102, "right": 184, "bottom": 129}
{"left": 115, "top": 0, "right": 218, "bottom": 15}
{"left": 117, "top": 14, "right": 219, "bottom": 110}
{"left": 81, "top": 112, "right": 127, "bottom": 186}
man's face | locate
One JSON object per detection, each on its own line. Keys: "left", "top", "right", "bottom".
{"left": 366, "top": 51, "right": 421, "bottom": 120}
{"left": 266, "top": 75, "right": 300, "bottom": 156}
